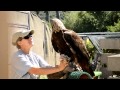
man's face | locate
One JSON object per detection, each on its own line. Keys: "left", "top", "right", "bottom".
{"left": 18, "top": 34, "right": 34, "bottom": 49}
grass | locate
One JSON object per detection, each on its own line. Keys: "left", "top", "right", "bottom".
{"left": 39, "top": 75, "right": 48, "bottom": 79}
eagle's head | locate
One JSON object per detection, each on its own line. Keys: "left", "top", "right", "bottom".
{"left": 50, "top": 18, "right": 66, "bottom": 33}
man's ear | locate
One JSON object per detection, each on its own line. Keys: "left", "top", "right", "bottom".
{"left": 17, "top": 41, "right": 21, "bottom": 46}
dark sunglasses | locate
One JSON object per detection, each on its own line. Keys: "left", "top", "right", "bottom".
{"left": 23, "top": 34, "right": 32, "bottom": 39}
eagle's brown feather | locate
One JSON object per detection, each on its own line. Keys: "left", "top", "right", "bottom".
{"left": 48, "top": 18, "right": 95, "bottom": 79}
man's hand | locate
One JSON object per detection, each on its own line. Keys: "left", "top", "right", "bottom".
{"left": 60, "top": 54, "right": 70, "bottom": 62}
{"left": 63, "top": 65, "right": 75, "bottom": 73}
{"left": 58, "top": 54, "right": 69, "bottom": 71}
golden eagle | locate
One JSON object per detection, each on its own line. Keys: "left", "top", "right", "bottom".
{"left": 48, "top": 18, "right": 95, "bottom": 79}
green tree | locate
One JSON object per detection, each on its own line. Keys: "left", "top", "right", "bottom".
{"left": 63, "top": 11, "right": 120, "bottom": 33}
{"left": 107, "top": 20, "right": 120, "bottom": 32}
{"left": 74, "top": 11, "right": 99, "bottom": 33}
{"left": 62, "top": 11, "right": 79, "bottom": 30}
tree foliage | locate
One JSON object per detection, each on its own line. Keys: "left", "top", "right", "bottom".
{"left": 62, "top": 11, "right": 120, "bottom": 33}
{"left": 107, "top": 20, "right": 120, "bottom": 32}
{"left": 62, "top": 11, "right": 79, "bottom": 30}
{"left": 33, "top": 11, "right": 120, "bottom": 33}
{"left": 73, "top": 11, "right": 99, "bottom": 32}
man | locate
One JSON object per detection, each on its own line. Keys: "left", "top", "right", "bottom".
{"left": 10, "top": 30, "right": 68, "bottom": 79}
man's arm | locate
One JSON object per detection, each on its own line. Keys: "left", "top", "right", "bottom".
{"left": 28, "top": 66, "right": 62, "bottom": 75}
{"left": 47, "top": 71, "right": 65, "bottom": 79}
{"left": 28, "top": 59, "right": 68, "bottom": 75}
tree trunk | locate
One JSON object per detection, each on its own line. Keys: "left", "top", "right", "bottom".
{"left": 44, "top": 11, "right": 50, "bottom": 22}
{"left": 56, "top": 11, "right": 60, "bottom": 19}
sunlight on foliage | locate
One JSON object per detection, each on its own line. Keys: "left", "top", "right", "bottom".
{"left": 107, "top": 20, "right": 120, "bottom": 32}
{"left": 39, "top": 75, "right": 48, "bottom": 79}
{"left": 86, "top": 38, "right": 95, "bottom": 61}
{"left": 62, "top": 11, "right": 79, "bottom": 30}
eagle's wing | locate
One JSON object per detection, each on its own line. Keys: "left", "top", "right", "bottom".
{"left": 63, "top": 30, "right": 95, "bottom": 77}
{"left": 63, "top": 30, "right": 90, "bottom": 61}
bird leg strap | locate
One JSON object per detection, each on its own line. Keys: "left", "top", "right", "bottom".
{"left": 75, "top": 63, "right": 83, "bottom": 71}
